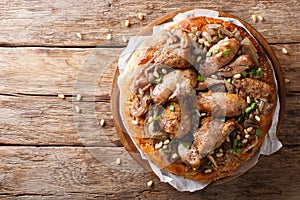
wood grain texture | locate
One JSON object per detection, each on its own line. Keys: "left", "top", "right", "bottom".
{"left": 0, "top": 0, "right": 299, "bottom": 47}
{"left": 0, "top": 92, "right": 299, "bottom": 146}
{"left": 0, "top": 146, "right": 298, "bottom": 199}
{"left": 0, "top": 45, "right": 299, "bottom": 146}
{"left": 0, "top": 44, "right": 299, "bottom": 96}
{"left": 0, "top": 1, "right": 299, "bottom": 198}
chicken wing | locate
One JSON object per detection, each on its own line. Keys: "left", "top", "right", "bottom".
{"left": 197, "top": 91, "right": 247, "bottom": 117}
{"left": 219, "top": 54, "right": 254, "bottom": 77}
{"left": 199, "top": 38, "right": 240, "bottom": 76}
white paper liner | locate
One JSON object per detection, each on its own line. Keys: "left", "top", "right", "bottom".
{"left": 117, "top": 9, "right": 282, "bottom": 192}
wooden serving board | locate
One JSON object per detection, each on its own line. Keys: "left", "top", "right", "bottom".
{"left": 110, "top": 9, "right": 286, "bottom": 184}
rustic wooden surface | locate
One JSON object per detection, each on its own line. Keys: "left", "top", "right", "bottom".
{"left": 0, "top": 0, "right": 299, "bottom": 199}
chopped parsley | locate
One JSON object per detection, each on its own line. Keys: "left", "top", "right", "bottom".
{"left": 154, "top": 74, "right": 163, "bottom": 84}
{"left": 256, "top": 129, "right": 262, "bottom": 136}
{"left": 197, "top": 74, "right": 204, "bottom": 82}
{"left": 182, "top": 142, "right": 191, "bottom": 149}
{"left": 214, "top": 49, "right": 219, "bottom": 54}
{"left": 257, "top": 68, "right": 263, "bottom": 77}
{"left": 161, "top": 148, "right": 169, "bottom": 153}
{"left": 242, "top": 71, "right": 248, "bottom": 77}
{"left": 245, "top": 106, "right": 252, "bottom": 114}
{"left": 220, "top": 116, "right": 226, "bottom": 122}
{"left": 154, "top": 115, "right": 161, "bottom": 121}
{"left": 223, "top": 49, "right": 230, "bottom": 55}
{"left": 206, "top": 51, "right": 212, "bottom": 57}
{"left": 217, "top": 29, "right": 223, "bottom": 38}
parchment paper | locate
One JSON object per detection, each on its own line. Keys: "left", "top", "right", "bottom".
{"left": 117, "top": 9, "right": 282, "bottom": 192}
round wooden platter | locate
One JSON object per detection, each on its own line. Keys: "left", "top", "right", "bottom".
{"left": 110, "top": 9, "right": 286, "bottom": 184}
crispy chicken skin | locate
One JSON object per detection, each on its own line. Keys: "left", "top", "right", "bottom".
{"left": 235, "top": 78, "right": 276, "bottom": 102}
{"left": 159, "top": 102, "right": 181, "bottom": 136}
{"left": 199, "top": 38, "right": 240, "bottom": 76}
{"left": 219, "top": 55, "right": 254, "bottom": 77}
{"left": 181, "top": 118, "right": 236, "bottom": 169}
{"left": 197, "top": 91, "right": 247, "bottom": 117}
{"left": 152, "top": 68, "right": 197, "bottom": 105}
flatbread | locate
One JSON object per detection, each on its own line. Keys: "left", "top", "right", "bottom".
{"left": 120, "top": 16, "right": 276, "bottom": 182}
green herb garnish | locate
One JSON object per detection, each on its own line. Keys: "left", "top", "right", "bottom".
{"left": 251, "top": 102, "right": 256, "bottom": 109}
{"left": 256, "top": 129, "right": 262, "bottom": 136}
{"left": 220, "top": 116, "right": 226, "bottom": 122}
{"left": 154, "top": 115, "right": 161, "bottom": 121}
{"left": 154, "top": 74, "right": 163, "bottom": 84}
{"left": 182, "top": 142, "right": 191, "bottom": 149}
{"left": 237, "top": 115, "right": 242, "bottom": 122}
{"left": 161, "top": 148, "right": 169, "bottom": 153}
{"left": 214, "top": 49, "right": 219, "bottom": 54}
{"left": 217, "top": 29, "right": 223, "bottom": 38}
{"left": 223, "top": 49, "right": 230, "bottom": 55}
{"left": 206, "top": 51, "right": 212, "bottom": 57}
{"left": 197, "top": 74, "right": 204, "bottom": 82}
{"left": 245, "top": 106, "right": 252, "bottom": 114}
{"left": 233, "top": 139, "right": 238, "bottom": 147}
{"left": 242, "top": 71, "right": 248, "bottom": 77}
{"left": 169, "top": 105, "right": 175, "bottom": 112}
{"left": 236, "top": 148, "right": 242, "bottom": 153}
{"left": 250, "top": 68, "right": 256, "bottom": 75}
{"left": 257, "top": 68, "right": 263, "bottom": 77}
{"left": 230, "top": 149, "right": 236, "bottom": 153}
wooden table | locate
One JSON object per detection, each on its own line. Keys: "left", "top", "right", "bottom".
{"left": 0, "top": 1, "right": 299, "bottom": 199}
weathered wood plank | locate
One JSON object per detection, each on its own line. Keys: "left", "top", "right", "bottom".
{"left": 0, "top": 44, "right": 299, "bottom": 97}
{"left": 0, "top": 92, "right": 299, "bottom": 146}
{"left": 0, "top": 47, "right": 121, "bottom": 96}
{"left": 0, "top": 95, "right": 120, "bottom": 146}
{"left": 0, "top": 146, "right": 299, "bottom": 199}
{"left": 0, "top": 0, "right": 299, "bottom": 47}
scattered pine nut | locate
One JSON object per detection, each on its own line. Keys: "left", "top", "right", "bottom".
{"left": 233, "top": 73, "right": 241, "bottom": 79}
{"left": 147, "top": 180, "right": 153, "bottom": 187}
{"left": 58, "top": 94, "right": 65, "bottom": 99}
{"left": 257, "top": 15, "right": 264, "bottom": 21}
{"left": 100, "top": 119, "right": 105, "bottom": 126}
{"left": 282, "top": 48, "right": 288, "bottom": 54}
{"left": 106, "top": 33, "right": 112, "bottom": 40}
{"left": 255, "top": 115, "right": 261, "bottom": 121}
{"left": 76, "top": 94, "right": 82, "bottom": 101}
{"left": 162, "top": 69, "right": 168, "bottom": 74}
{"left": 163, "top": 139, "right": 170, "bottom": 145}
{"left": 75, "top": 105, "right": 81, "bottom": 113}
{"left": 138, "top": 13, "right": 145, "bottom": 20}
{"left": 247, "top": 96, "right": 251, "bottom": 104}
{"left": 122, "top": 36, "right": 128, "bottom": 43}
{"left": 216, "top": 152, "right": 223, "bottom": 157}
{"left": 153, "top": 70, "right": 159, "bottom": 78}
{"left": 211, "top": 74, "right": 218, "bottom": 79}
{"left": 110, "top": 115, "right": 114, "bottom": 119}
{"left": 196, "top": 56, "right": 202, "bottom": 62}
{"left": 252, "top": 15, "right": 257, "bottom": 22}
{"left": 124, "top": 19, "right": 130, "bottom": 27}
{"left": 284, "top": 78, "right": 290, "bottom": 83}
{"left": 131, "top": 120, "right": 138, "bottom": 125}
{"left": 204, "top": 169, "right": 212, "bottom": 173}
{"left": 247, "top": 127, "right": 254, "bottom": 132}
{"left": 172, "top": 153, "right": 178, "bottom": 159}
{"left": 115, "top": 158, "right": 121, "bottom": 165}
{"left": 76, "top": 33, "right": 82, "bottom": 39}
{"left": 155, "top": 141, "right": 163, "bottom": 149}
